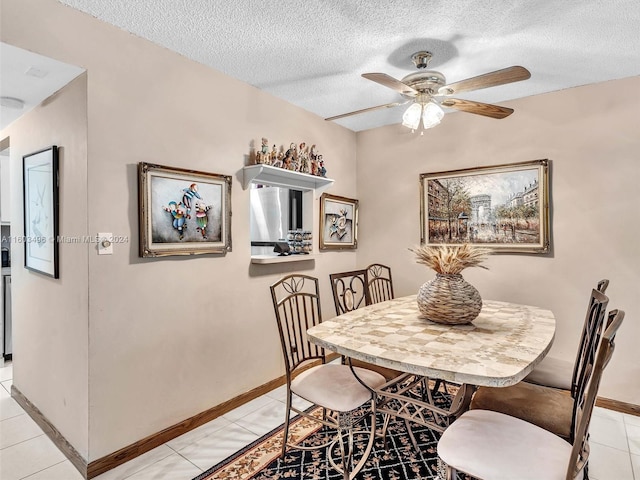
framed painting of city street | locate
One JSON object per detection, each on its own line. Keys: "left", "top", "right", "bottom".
{"left": 319, "top": 193, "right": 358, "bottom": 250}
{"left": 23, "top": 146, "right": 60, "bottom": 277}
{"left": 138, "top": 163, "right": 232, "bottom": 257}
{"left": 420, "top": 159, "right": 550, "bottom": 253}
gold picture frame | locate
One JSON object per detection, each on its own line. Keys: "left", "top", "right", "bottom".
{"left": 420, "top": 159, "right": 550, "bottom": 253}
{"left": 319, "top": 193, "right": 358, "bottom": 250}
{"left": 138, "top": 162, "right": 232, "bottom": 257}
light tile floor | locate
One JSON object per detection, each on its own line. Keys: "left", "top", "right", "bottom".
{"left": 1, "top": 359, "right": 638, "bottom": 480}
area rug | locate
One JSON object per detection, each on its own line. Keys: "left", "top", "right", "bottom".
{"left": 193, "top": 388, "right": 474, "bottom": 480}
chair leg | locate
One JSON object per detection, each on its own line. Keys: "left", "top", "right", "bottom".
{"left": 336, "top": 427, "right": 351, "bottom": 480}
{"left": 446, "top": 466, "right": 457, "bottom": 480}
{"left": 329, "top": 402, "right": 378, "bottom": 480}
{"left": 349, "top": 402, "right": 378, "bottom": 476}
{"left": 437, "top": 457, "right": 457, "bottom": 480}
{"left": 380, "top": 413, "right": 391, "bottom": 451}
{"left": 281, "top": 390, "right": 292, "bottom": 458}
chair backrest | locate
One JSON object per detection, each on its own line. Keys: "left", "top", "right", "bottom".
{"left": 270, "top": 275, "right": 325, "bottom": 377}
{"left": 567, "top": 309, "right": 624, "bottom": 479}
{"left": 366, "top": 263, "right": 395, "bottom": 304}
{"left": 330, "top": 269, "right": 371, "bottom": 315}
{"left": 569, "top": 288, "right": 609, "bottom": 440}
{"left": 570, "top": 281, "right": 609, "bottom": 400}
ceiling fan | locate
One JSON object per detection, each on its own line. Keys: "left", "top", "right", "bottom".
{"left": 325, "top": 51, "right": 531, "bottom": 131}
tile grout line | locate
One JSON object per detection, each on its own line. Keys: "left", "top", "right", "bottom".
{"left": 0, "top": 432, "right": 46, "bottom": 451}
{"left": 172, "top": 449, "right": 204, "bottom": 475}
{"left": 18, "top": 459, "right": 68, "bottom": 480}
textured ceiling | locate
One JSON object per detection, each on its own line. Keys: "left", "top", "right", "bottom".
{"left": 21, "top": 1, "right": 640, "bottom": 131}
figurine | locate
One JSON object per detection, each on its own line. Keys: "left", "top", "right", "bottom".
{"left": 273, "top": 148, "right": 284, "bottom": 168}
{"left": 298, "top": 142, "right": 309, "bottom": 173}
{"left": 256, "top": 137, "right": 269, "bottom": 164}
{"left": 309, "top": 144, "right": 320, "bottom": 175}
{"left": 318, "top": 156, "right": 326, "bottom": 177}
{"left": 282, "top": 142, "right": 297, "bottom": 171}
{"left": 269, "top": 144, "right": 277, "bottom": 165}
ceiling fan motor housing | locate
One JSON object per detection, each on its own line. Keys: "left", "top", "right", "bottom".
{"left": 400, "top": 71, "right": 446, "bottom": 97}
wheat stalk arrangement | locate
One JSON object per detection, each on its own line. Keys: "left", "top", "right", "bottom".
{"left": 410, "top": 244, "right": 491, "bottom": 274}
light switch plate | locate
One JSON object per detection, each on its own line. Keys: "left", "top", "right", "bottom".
{"left": 98, "top": 232, "right": 113, "bottom": 255}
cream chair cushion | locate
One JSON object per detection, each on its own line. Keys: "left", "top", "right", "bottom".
{"left": 524, "top": 355, "right": 572, "bottom": 390}
{"left": 470, "top": 380, "right": 574, "bottom": 440}
{"left": 438, "top": 409, "right": 583, "bottom": 480}
{"left": 291, "top": 364, "right": 386, "bottom": 412}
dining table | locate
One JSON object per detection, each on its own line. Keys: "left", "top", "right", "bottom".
{"left": 307, "top": 294, "right": 556, "bottom": 438}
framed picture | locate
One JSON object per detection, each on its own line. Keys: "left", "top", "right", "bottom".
{"left": 420, "top": 159, "right": 550, "bottom": 253}
{"left": 138, "top": 163, "right": 232, "bottom": 257}
{"left": 319, "top": 193, "right": 358, "bottom": 250}
{"left": 23, "top": 146, "right": 60, "bottom": 277}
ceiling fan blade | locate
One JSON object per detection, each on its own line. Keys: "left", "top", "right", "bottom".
{"left": 362, "top": 73, "right": 419, "bottom": 96}
{"left": 325, "top": 101, "right": 409, "bottom": 121}
{"left": 438, "top": 66, "right": 531, "bottom": 96}
{"left": 441, "top": 98, "right": 514, "bottom": 119}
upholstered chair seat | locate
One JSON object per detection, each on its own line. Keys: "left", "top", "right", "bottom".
{"left": 523, "top": 356, "right": 572, "bottom": 390}
{"left": 292, "top": 364, "right": 385, "bottom": 412}
{"left": 523, "top": 279, "right": 609, "bottom": 391}
{"left": 346, "top": 359, "right": 401, "bottom": 382}
{"left": 438, "top": 409, "right": 583, "bottom": 480}
{"left": 470, "top": 380, "right": 573, "bottom": 440}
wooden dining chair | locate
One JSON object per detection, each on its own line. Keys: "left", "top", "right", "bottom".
{"left": 438, "top": 308, "right": 624, "bottom": 480}
{"left": 524, "top": 279, "right": 609, "bottom": 391}
{"left": 366, "top": 263, "right": 395, "bottom": 304}
{"left": 469, "top": 288, "right": 609, "bottom": 443}
{"left": 270, "top": 274, "right": 386, "bottom": 480}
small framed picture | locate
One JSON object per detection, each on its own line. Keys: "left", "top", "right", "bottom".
{"left": 420, "top": 159, "right": 550, "bottom": 253}
{"left": 138, "top": 163, "right": 232, "bottom": 257}
{"left": 319, "top": 193, "right": 358, "bottom": 250}
{"left": 23, "top": 146, "right": 60, "bottom": 278}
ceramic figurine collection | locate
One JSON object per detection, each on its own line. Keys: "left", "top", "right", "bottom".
{"left": 254, "top": 138, "right": 327, "bottom": 177}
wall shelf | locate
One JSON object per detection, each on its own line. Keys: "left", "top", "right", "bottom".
{"left": 250, "top": 254, "right": 316, "bottom": 265}
{"left": 242, "top": 164, "right": 334, "bottom": 194}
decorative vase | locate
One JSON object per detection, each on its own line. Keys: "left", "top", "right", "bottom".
{"left": 417, "top": 273, "right": 482, "bottom": 325}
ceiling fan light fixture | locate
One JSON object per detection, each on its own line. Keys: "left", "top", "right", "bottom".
{"left": 422, "top": 102, "right": 444, "bottom": 129}
{"left": 402, "top": 102, "right": 422, "bottom": 130}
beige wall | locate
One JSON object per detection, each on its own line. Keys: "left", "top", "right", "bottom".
{"left": 356, "top": 76, "right": 640, "bottom": 404}
{"left": 2, "top": 0, "right": 358, "bottom": 461}
{"left": 0, "top": 74, "right": 90, "bottom": 458}
{"left": 2, "top": 0, "right": 639, "bottom": 466}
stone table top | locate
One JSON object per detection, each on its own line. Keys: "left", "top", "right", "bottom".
{"left": 308, "top": 295, "right": 556, "bottom": 387}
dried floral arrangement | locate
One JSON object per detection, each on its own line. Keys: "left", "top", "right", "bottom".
{"left": 253, "top": 138, "right": 327, "bottom": 177}
{"left": 410, "top": 243, "right": 491, "bottom": 274}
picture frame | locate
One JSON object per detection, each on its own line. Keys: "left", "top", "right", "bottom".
{"left": 23, "top": 146, "right": 60, "bottom": 278}
{"left": 420, "top": 159, "right": 550, "bottom": 253}
{"left": 319, "top": 193, "right": 358, "bottom": 250}
{"left": 138, "top": 163, "right": 232, "bottom": 257}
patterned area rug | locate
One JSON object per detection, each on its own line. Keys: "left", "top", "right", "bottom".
{"left": 193, "top": 389, "right": 473, "bottom": 480}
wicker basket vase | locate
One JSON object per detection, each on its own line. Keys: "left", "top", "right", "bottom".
{"left": 417, "top": 273, "right": 482, "bottom": 325}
